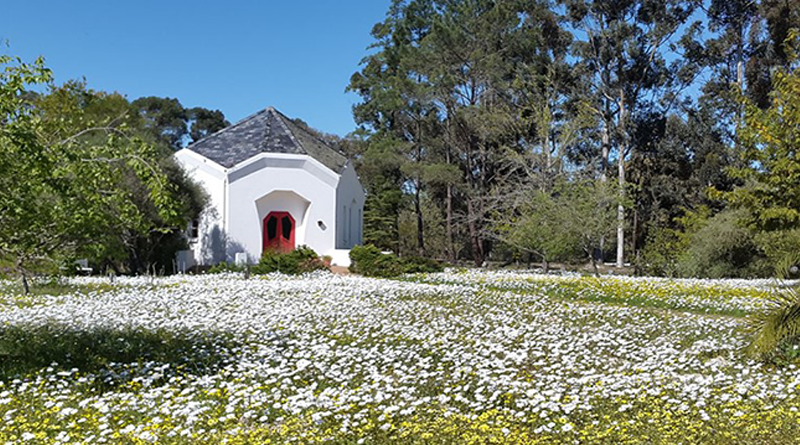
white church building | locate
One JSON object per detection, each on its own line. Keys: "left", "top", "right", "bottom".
{"left": 174, "top": 107, "right": 365, "bottom": 267}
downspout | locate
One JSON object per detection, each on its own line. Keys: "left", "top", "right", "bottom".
{"left": 223, "top": 172, "right": 229, "bottom": 234}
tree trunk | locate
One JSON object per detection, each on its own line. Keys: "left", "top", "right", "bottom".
{"left": 599, "top": 114, "right": 611, "bottom": 263}
{"left": 543, "top": 123, "right": 552, "bottom": 188}
{"left": 632, "top": 170, "right": 642, "bottom": 260}
{"left": 21, "top": 273, "right": 30, "bottom": 295}
{"left": 415, "top": 179, "right": 426, "bottom": 256}
{"left": 444, "top": 120, "right": 456, "bottom": 264}
{"left": 446, "top": 183, "right": 454, "bottom": 262}
{"left": 632, "top": 202, "right": 639, "bottom": 257}
{"left": 414, "top": 118, "right": 426, "bottom": 256}
{"left": 15, "top": 259, "right": 30, "bottom": 295}
{"left": 735, "top": 27, "right": 745, "bottom": 153}
{"left": 128, "top": 234, "right": 141, "bottom": 275}
{"left": 616, "top": 162, "right": 625, "bottom": 268}
{"left": 589, "top": 250, "right": 599, "bottom": 277}
{"left": 736, "top": 26, "right": 745, "bottom": 89}
{"left": 600, "top": 111, "right": 610, "bottom": 182}
{"left": 616, "top": 91, "right": 626, "bottom": 269}
{"left": 467, "top": 198, "right": 483, "bottom": 267}
{"left": 478, "top": 146, "right": 489, "bottom": 263}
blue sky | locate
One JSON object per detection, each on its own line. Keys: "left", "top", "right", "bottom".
{"left": 0, "top": 0, "right": 390, "bottom": 136}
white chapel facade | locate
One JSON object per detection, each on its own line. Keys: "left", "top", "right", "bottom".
{"left": 174, "top": 107, "right": 365, "bottom": 267}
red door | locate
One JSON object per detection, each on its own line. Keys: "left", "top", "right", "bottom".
{"left": 263, "top": 211, "right": 295, "bottom": 253}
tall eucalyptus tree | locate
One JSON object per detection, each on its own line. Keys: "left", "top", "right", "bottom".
{"left": 563, "top": 0, "right": 696, "bottom": 266}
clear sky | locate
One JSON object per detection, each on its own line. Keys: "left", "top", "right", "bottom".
{"left": 0, "top": 0, "right": 390, "bottom": 136}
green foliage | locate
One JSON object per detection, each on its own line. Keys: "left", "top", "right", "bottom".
{"left": 349, "top": 0, "right": 573, "bottom": 265}
{"left": 629, "top": 111, "right": 737, "bottom": 258}
{"left": 252, "top": 246, "right": 327, "bottom": 276}
{"left": 494, "top": 188, "right": 578, "bottom": 266}
{"left": 755, "top": 229, "right": 800, "bottom": 278}
{"left": 677, "top": 209, "right": 768, "bottom": 278}
{"left": 349, "top": 245, "right": 402, "bottom": 277}
{"left": 748, "top": 250, "right": 800, "bottom": 363}
{"left": 398, "top": 194, "right": 449, "bottom": 257}
{"left": 638, "top": 227, "right": 686, "bottom": 277}
{"left": 399, "top": 255, "right": 444, "bottom": 274}
{"left": 724, "top": 36, "right": 800, "bottom": 232}
{"left": 640, "top": 207, "right": 770, "bottom": 278}
{"left": 208, "top": 247, "right": 329, "bottom": 276}
{"left": 0, "top": 55, "right": 211, "bottom": 284}
{"left": 493, "top": 179, "right": 619, "bottom": 269}
{"left": 130, "top": 97, "right": 188, "bottom": 150}
{"left": 357, "top": 134, "right": 406, "bottom": 252}
{"left": 638, "top": 207, "right": 711, "bottom": 277}
{"left": 187, "top": 107, "right": 230, "bottom": 143}
{"left": 346, "top": 0, "right": 800, "bottom": 273}
{"left": 640, "top": 206, "right": 788, "bottom": 279}
{"left": 207, "top": 262, "right": 246, "bottom": 274}
{"left": 748, "top": 285, "right": 800, "bottom": 364}
{"left": 128, "top": 98, "right": 231, "bottom": 150}
{"left": 349, "top": 244, "right": 442, "bottom": 278}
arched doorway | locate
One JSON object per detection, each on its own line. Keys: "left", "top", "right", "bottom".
{"left": 263, "top": 211, "right": 295, "bottom": 253}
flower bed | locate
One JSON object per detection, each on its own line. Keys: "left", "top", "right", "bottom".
{"left": 0, "top": 271, "right": 798, "bottom": 444}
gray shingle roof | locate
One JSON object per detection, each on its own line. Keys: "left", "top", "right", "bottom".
{"left": 186, "top": 107, "right": 348, "bottom": 172}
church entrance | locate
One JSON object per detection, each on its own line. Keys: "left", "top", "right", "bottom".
{"left": 263, "top": 211, "right": 295, "bottom": 253}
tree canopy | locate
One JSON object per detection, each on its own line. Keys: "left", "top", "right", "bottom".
{"left": 0, "top": 54, "right": 226, "bottom": 289}
{"left": 349, "top": 0, "right": 800, "bottom": 277}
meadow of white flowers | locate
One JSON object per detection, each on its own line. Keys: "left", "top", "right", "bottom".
{"left": 0, "top": 270, "right": 798, "bottom": 444}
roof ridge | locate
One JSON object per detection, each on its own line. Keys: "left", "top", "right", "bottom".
{"left": 187, "top": 107, "right": 271, "bottom": 149}
{"left": 272, "top": 108, "right": 345, "bottom": 158}
{"left": 183, "top": 106, "right": 349, "bottom": 172}
{"left": 267, "top": 108, "right": 305, "bottom": 154}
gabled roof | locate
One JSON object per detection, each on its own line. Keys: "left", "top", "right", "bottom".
{"left": 186, "top": 107, "right": 348, "bottom": 172}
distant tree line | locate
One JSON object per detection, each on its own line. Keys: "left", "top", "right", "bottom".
{"left": 342, "top": 0, "right": 800, "bottom": 278}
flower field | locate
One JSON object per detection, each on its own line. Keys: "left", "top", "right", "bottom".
{"left": 1, "top": 270, "right": 799, "bottom": 444}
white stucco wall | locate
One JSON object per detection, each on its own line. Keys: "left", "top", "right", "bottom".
{"left": 174, "top": 149, "right": 227, "bottom": 265}
{"left": 335, "top": 162, "right": 366, "bottom": 249}
{"left": 175, "top": 150, "right": 365, "bottom": 267}
{"left": 226, "top": 153, "right": 339, "bottom": 262}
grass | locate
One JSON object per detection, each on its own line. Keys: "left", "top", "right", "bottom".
{"left": 0, "top": 277, "right": 118, "bottom": 298}
{"left": 0, "top": 325, "right": 240, "bottom": 387}
{"left": 407, "top": 272, "right": 773, "bottom": 318}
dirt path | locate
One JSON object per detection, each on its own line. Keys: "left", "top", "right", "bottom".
{"left": 330, "top": 266, "right": 350, "bottom": 275}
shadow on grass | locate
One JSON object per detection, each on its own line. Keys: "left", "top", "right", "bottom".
{"left": 0, "top": 325, "right": 241, "bottom": 387}
{"left": 0, "top": 279, "right": 119, "bottom": 298}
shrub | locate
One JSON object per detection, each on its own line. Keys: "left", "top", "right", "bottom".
{"left": 639, "top": 208, "right": 773, "bottom": 279}
{"left": 208, "top": 246, "right": 328, "bottom": 275}
{"left": 399, "top": 255, "right": 444, "bottom": 274}
{"left": 349, "top": 245, "right": 400, "bottom": 277}
{"left": 252, "top": 246, "right": 327, "bottom": 275}
{"left": 755, "top": 229, "right": 800, "bottom": 279}
{"left": 349, "top": 244, "right": 443, "bottom": 277}
{"left": 208, "top": 262, "right": 245, "bottom": 274}
{"left": 638, "top": 226, "right": 686, "bottom": 277}
{"left": 677, "top": 210, "right": 770, "bottom": 278}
